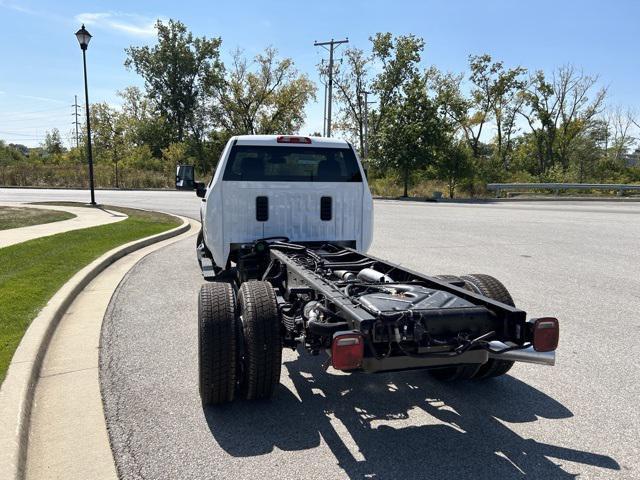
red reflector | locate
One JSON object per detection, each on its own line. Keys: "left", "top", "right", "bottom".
{"left": 276, "top": 135, "right": 312, "bottom": 144}
{"left": 331, "top": 332, "right": 364, "bottom": 370}
{"left": 532, "top": 317, "right": 559, "bottom": 352}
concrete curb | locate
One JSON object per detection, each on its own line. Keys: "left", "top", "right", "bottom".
{"left": 0, "top": 212, "right": 191, "bottom": 480}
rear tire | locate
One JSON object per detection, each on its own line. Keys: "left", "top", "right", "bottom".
{"left": 428, "top": 364, "right": 481, "bottom": 381}
{"left": 238, "top": 281, "right": 282, "bottom": 400}
{"left": 198, "top": 282, "right": 237, "bottom": 406}
{"left": 460, "top": 274, "right": 516, "bottom": 379}
{"left": 428, "top": 274, "right": 482, "bottom": 381}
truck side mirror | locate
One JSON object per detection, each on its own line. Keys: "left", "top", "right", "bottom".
{"left": 195, "top": 182, "right": 206, "bottom": 198}
{"left": 176, "top": 164, "right": 195, "bottom": 190}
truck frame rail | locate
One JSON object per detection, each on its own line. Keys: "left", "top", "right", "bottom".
{"left": 216, "top": 239, "right": 558, "bottom": 373}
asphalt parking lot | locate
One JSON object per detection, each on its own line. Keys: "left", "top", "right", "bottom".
{"left": 1, "top": 188, "right": 638, "bottom": 479}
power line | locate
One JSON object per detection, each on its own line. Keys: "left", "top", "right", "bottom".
{"left": 0, "top": 115, "right": 71, "bottom": 125}
{"left": 0, "top": 121, "right": 70, "bottom": 129}
{"left": 314, "top": 38, "right": 348, "bottom": 137}
{"left": 1, "top": 106, "right": 70, "bottom": 116}
{"left": 0, "top": 130, "right": 48, "bottom": 137}
{"left": 0, "top": 137, "right": 48, "bottom": 142}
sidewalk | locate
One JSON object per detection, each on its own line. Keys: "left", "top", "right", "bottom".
{"left": 0, "top": 203, "right": 127, "bottom": 249}
{"left": 24, "top": 220, "right": 197, "bottom": 479}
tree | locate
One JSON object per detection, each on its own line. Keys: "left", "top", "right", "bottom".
{"left": 433, "top": 141, "right": 473, "bottom": 198}
{"left": 519, "top": 65, "right": 606, "bottom": 174}
{"left": 213, "top": 47, "right": 316, "bottom": 135}
{"left": 125, "top": 19, "right": 223, "bottom": 142}
{"left": 371, "top": 73, "right": 448, "bottom": 196}
{"left": 89, "top": 103, "right": 128, "bottom": 187}
{"left": 330, "top": 47, "right": 372, "bottom": 155}
{"left": 0, "top": 141, "right": 28, "bottom": 165}
{"left": 162, "top": 142, "right": 191, "bottom": 176}
{"left": 118, "top": 86, "right": 171, "bottom": 157}
{"left": 462, "top": 55, "right": 526, "bottom": 163}
{"left": 367, "top": 34, "right": 460, "bottom": 197}
{"left": 427, "top": 69, "right": 469, "bottom": 136}
{"left": 490, "top": 65, "right": 527, "bottom": 168}
{"left": 605, "top": 107, "right": 636, "bottom": 162}
{"left": 42, "top": 129, "right": 64, "bottom": 156}
{"left": 571, "top": 122, "right": 605, "bottom": 182}
{"left": 369, "top": 33, "right": 425, "bottom": 135}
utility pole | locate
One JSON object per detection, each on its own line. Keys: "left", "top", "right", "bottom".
{"left": 319, "top": 59, "right": 328, "bottom": 136}
{"left": 323, "top": 82, "right": 328, "bottom": 137}
{"left": 72, "top": 95, "right": 81, "bottom": 147}
{"left": 362, "top": 91, "right": 376, "bottom": 161}
{"left": 314, "top": 38, "right": 348, "bottom": 137}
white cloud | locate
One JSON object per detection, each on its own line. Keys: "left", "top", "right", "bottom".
{"left": 17, "top": 94, "right": 65, "bottom": 103}
{"left": 75, "top": 12, "right": 158, "bottom": 38}
{"left": 0, "top": 1, "right": 38, "bottom": 15}
{"left": 0, "top": 0, "right": 67, "bottom": 22}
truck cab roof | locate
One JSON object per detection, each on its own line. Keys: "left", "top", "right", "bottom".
{"left": 233, "top": 135, "right": 350, "bottom": 149}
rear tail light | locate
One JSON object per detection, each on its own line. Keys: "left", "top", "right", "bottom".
{"left": 331, "top": 332, "right": 364, "bottom": 370}
{"left": 532, "top": 317, "right": 559, "bottom": 352}
{"left": 276, "top": 135, "right": 312, "bottom": 144}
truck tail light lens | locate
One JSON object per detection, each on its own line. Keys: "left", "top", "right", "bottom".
{"left": 532, "top": 317, "right": 559, "bottom": 352}
{"left": 276, "top": 135, "right": 312, "bottom": 144}
{"left": 331, "top": 332, "right": 364, "bottom": 370}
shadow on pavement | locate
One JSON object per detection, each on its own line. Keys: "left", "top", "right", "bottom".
{"left": 205, "top": 351, "right": 619, "bottom": 479}
{"left": 94, "top": 204, "right": 127, "bottom": 217}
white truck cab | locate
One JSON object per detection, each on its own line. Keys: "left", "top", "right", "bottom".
{"left": 199, "top": 135, "right": 373, "bottom": 269}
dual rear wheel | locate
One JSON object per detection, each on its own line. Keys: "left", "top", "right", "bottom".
{"left": 198, "top": 280, "right": 282, "bottom": 406}
{"left": 198, "top": 273, "right": 517, "bottom": 406}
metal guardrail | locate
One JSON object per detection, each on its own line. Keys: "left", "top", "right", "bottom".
{"left": 487, "top": 183, "right": 640, "bottom": 197}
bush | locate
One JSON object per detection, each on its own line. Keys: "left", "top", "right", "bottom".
{"left": 0, "top": 163, "right": 173, "bottom": 189}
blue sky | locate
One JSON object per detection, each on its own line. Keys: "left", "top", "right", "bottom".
{"left": 1, "top": 0, "right": 638, "bottom": 147}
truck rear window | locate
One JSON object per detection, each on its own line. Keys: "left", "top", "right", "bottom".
{"left": 222, "top": 145, "right": 362, "bottom": 182}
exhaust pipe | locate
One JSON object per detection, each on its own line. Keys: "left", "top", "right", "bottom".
{"left": 357, "top": 268, "right": 393, "bottom": 283}
{"left": 488, "top": 342, "right": 556, "bottom": 366}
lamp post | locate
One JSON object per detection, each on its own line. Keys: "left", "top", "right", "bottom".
{"left": 75, "top": 24, "right": 96, "bottom": 205}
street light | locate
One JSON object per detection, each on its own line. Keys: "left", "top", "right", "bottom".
{"left": 75, "top": 24, "right": 96, "bottom": 205}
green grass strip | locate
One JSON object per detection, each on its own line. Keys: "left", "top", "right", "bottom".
{"left": 0, "top": 206, "right": 75, "bottom": 231}
{"left": 0, "top": 205, "right": 180, "bottom": 384}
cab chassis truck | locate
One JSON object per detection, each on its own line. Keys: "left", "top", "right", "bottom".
{"left": 195, "top": 135, "right": 560, "bottom": 405}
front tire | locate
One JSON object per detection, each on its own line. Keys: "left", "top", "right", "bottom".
{"left": 238, "top": 281, "right": 282, "bottom": 400}
{"left": 198, "top": 282, "right": 237, "bottom": 406}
